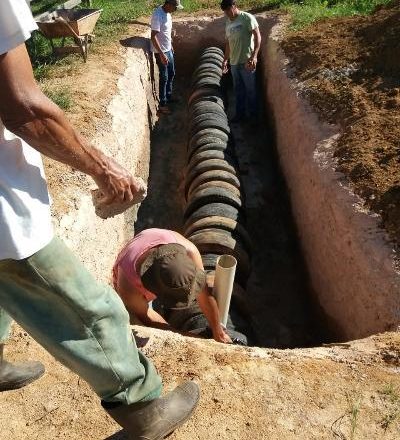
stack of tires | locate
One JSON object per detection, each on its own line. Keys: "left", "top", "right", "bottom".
{"left": 185, "top": 46, "right": 252, "bottom": 287}
{"left": 179, "top": 47, "right": 253, "bottom": 345}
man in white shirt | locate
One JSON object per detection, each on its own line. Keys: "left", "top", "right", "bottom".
{"left": 0, "top": 0, "right": 199, "bottom": 437}
{"left": 151, "top": 0, "right": 183, "bottom": 114}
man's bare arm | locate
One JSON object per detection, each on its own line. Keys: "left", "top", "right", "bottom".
{"left": 151, "top": 30, "right": 168, "bottom": 65}
{"left": 247, "top": 27, "right": 261, "bottom": 70}
{"left": 222, "top": 40, "right": 230, "bottom": 74}
{"left": 0, "top": 44, "right": 141, "bottom": 205}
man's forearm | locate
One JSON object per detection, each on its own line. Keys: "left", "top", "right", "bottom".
{"left": 198, "top": 289, "right": 221, "bottom": 332}
{"left": 224, "top": 41, "right": 230, "bottom": 62}
{"left": 151, "top": 32, "right": 164, "bottom": 54}
{"left": 251, "top": 29, "right": 261, "bottom": 59}
{"left": 0, "top": 45, "right": 106, "bottom": 180}
{"left": 6, "top": 91, "right": 107, "bottom": 179}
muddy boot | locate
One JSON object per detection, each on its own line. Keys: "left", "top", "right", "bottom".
{"left": 0, "top": 344, "right": 45, "bottom": 392}
{"left": 103, "top": 381, "right": 200, "bottom": 440}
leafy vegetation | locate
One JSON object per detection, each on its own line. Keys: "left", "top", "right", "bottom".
{"left": 283, "top": 0, "right": 394, "bottom": 29}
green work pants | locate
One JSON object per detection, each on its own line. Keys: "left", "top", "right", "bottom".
{"left": 0, "top": 237, "right": 162, "bottom": 404}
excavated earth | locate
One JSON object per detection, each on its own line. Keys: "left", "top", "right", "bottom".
{"left": 282, "top": 0, "right": 400, "bottom": 253}
{"left": 0, "top": 8, "right": 400, "bottom": 440}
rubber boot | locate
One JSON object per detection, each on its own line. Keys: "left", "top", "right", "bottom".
{"left": 0, "top": 344, "right": 45, "bottom": 392}
{"left": 104, "top": 381, "right": 200, "bottom": 440}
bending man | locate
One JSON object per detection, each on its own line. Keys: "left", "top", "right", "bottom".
{"left": 113, "top": 228, "right": 232, "bottom": 343}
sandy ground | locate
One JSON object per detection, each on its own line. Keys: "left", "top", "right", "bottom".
{"left": 1, "top": 10, "right": 400, "bottom": 440}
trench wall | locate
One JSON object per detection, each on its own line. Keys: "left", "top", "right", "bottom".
{"left": 50, "top": 41, "right": 158, "bottom": 283}
{"left": 263, "top": 20, "right": 400, "bottom": 340}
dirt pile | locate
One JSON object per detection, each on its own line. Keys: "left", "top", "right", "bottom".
{"left": 282, "top": 1, "right": 400, "bottom": 251}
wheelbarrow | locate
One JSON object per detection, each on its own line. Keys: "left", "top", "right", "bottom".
{"left": 36, "top": 8, "right": 102, "bottom": 62}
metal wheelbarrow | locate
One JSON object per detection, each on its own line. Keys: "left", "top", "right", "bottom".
{"left": 36, "top": 8, "right": 102, "bottom": 62}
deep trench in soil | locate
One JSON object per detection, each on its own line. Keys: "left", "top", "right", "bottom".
{"left": 135, "top": 53, "right": 322, "bottom": 349}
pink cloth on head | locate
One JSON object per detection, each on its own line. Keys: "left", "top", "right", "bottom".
{"left": 112, "top": 228, "right": 179, "bottom": 302}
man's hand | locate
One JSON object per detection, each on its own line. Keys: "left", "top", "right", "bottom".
{"left": 212, "top": 325, "right": 232, "bottom": 344}
{"left": 160, "top": 52, "right": 169, "bottom": 65}
{"left": 245, "top": 56, "right": 257, "bottom": 72}
{"left": 222, "top": 59, "right": 229, "bottom": 74}
{"left": 91, "top": 155, "right": 146, "bottom": 206}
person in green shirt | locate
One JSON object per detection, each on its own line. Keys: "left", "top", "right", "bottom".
{"left": 221, "top": 0, "right": 261, "bottom": 123}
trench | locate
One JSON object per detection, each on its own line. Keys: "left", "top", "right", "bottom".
{"left": 133, "top": 14, "right": 400, "bottom": 348}
{"left": 134, "top": 17, "right": 320, "bottom": 349}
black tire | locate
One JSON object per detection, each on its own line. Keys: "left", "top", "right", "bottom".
{"left": 188, "top": 87, "right": 224, "bottom": 106}
{"left": 188, "top": 128, "right": 229, "bottom": 152}
{"left": 192, "top": 72, "right": 222, "bottom": 87}
{"left": 193, "top": 63, "right": 223, "bottom": 76}
{"left": 201, "top": 47, "right": 224, "bottom": 55}
{"left": 192, "top": 78, "right": 222, "bottom": 91}
{"left": 185, "top": 216, "right": 251, "bottom": 253}
{"left": 184, "top": 187, "right": 242, "bottom": 219}
{"left": 188, "top": 150, "right": 235, "bottom": 170}
{"left": 189, "top": 118, "right": 230, "bottom": 137}
{"left": 189, "top": 114, "right": 229, "bottom": 135}
{"left": 190, "top": 103, "right": 227, "bottom": 119}
{"left": 188, "top": 95, "right": 225, "bottom": 111}
{"left": 198, "top": 54, "right": 223, "bottom": 67}
{"left": 188, "top": 142, "right": 233, "bottom": 162}
{"left": 188, "top": 180, "right": 241, "bottom": 200}
{"left": 188, "top": 229, "right": 251, "bottom": 282}
{"left": 184, "top": 203, "right": 245, "bottom": 228}
{"left": 201, "top": 253, "right": 221, "bottom": 270}
{"left": 186, "top": 159, "right": 237, "bottom": 191}
{"left": 186, "top": 170, "right": 240, "bottom": 197}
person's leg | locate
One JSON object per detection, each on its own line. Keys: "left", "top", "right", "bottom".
{"left": 241, "top": 66, "right": 258, "bottom": 119}
{"left": 0, "top": 237, "right": 200, "bottom": 437}
{"left": 0, "top": 308, "right": 12, "bottom": 344}
{"left": 230, "top": 64, "right": 246, "bottom": 121}
{"left": 166, "top": 50, "right": 176, "bottom": 103}
{"left": 155, "top": 52, "right": 169, "bottom": 108}
{"left": 0, "top": 237, "right": 161, "bottom": 404}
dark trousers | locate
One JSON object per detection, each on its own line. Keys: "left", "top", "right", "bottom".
{"left": 155, "top": 50, "right": 175, "bottom": 106}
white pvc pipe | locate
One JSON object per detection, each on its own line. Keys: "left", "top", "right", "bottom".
{"left": 213, "top": 255, "right": 237, "bottom": 327}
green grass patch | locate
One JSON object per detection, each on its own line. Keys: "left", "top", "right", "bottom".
{"left": 43, "top": 86, "right": 73, "bottom": 110}
{"left": 283, "top": 0, "right": 394, "bottom": 30}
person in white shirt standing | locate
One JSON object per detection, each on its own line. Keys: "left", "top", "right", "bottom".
{"left": 0, "top": 0, "right": 199, "bottom": 437}
{"left": 151, "top": 0, "right": 183, "bottom": 115}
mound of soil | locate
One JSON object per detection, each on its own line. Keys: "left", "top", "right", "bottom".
{"left": 282, "top": 1, "right": 400, "bottom": 251}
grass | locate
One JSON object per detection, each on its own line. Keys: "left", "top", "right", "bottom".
{"left": 283, "top": 0, "right": 394, "bottom": 29}
{"left": 346, "top": 392, "right": 362, "bottom": 440}
{"left": 379, "top": 383, "right": 400, "bottom": 433}
{"left": 43, "top": 87, "right": 73, "bottom": 110}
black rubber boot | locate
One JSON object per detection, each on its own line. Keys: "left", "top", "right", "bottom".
{"left": 104, "top": 381, "right": 200, "bottom": 440}
{"left": 0, "top": 344, "right": 45, "bottom": 392}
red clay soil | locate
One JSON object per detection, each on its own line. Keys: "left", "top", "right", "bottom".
{"left": 281, "top": 1, "right": 400, "bottom": 252}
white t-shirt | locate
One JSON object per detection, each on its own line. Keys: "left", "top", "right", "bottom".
{"left": 0, "top": 0, "right": 54, "bottom": 260}
{"left": 150, "top": 6, "right": 172, "bottom": 53}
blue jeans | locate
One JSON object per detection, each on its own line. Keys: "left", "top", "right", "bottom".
{"left": 155, "top": 50, "right": 175, "bottom": 106}
{"left": 0, "top": 237, "right": 162, "bottom": 404}
{"left": 231, "top": 64, "right": 257, "bottom": 119}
